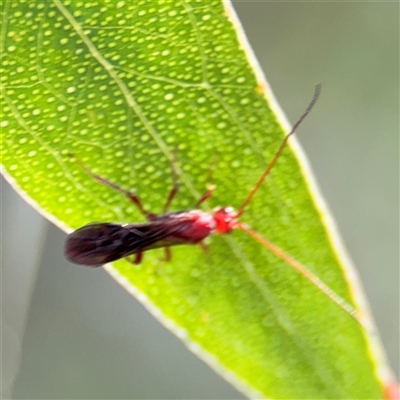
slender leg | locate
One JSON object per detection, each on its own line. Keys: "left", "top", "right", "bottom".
{"left": 125, "top": 252, "right": 143, "bottom": 265}
{"left": 162, "top": 149, "right": 218, "bottom": 211}
{"left": 70, "top": 154, "right": 155, "bottom": 220}
{"left": 164, "top": 247, "right": 172, "bottom": 262}
{"left": 194, "top": 152, "right": 218, "bottom": 208}
{"left": 134, "top": 252, "right": 143, "bottom": 264}
{"left": 162, "top": 148, "right": 179, "bottom": 214}
{"left": 163, "top": 148, "right": 219, "bottom": 211}
{"left": 162, "top": 179, "right": 179, "bottom": 214}
{"left": 195, "top": 185, "right": 216, "bottom": 207}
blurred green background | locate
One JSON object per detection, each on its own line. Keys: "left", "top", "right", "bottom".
{"left": 2, "top": 2, "right": 398, "bottom": 399}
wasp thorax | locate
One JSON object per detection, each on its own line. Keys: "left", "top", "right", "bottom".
{"left": 213, "top": 207, "right": 237, "bottom": 234}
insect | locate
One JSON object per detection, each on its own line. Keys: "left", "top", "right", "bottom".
{"left": 65, "top": 85, "right": 361, "bottom": 324}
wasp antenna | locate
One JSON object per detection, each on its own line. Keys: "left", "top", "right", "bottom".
{"left": 289, "top": 83, "right": 321, "bottom": 137}
{"left": 236, "top": 84, "right": 321, "bottom": 217}
{"left": 236, "top": 223, "right": 366, "bottom": 327}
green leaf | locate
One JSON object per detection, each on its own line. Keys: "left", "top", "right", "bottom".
{"left": 1, "top": 0, "right": 390, "bottom": 398}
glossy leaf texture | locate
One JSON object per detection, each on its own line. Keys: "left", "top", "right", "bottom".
{"left": 0, "top": 1, "right": 387, "bottom": 398}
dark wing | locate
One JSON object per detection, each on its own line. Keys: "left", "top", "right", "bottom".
{"left": 64, "top": 214, "right": 196, "bottom": 267}
{"left": 65, "top": 223, "right": 138, "bottom": 267}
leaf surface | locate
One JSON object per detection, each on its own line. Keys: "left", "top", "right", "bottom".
{"left": 1, "top": 1, "right": 386, "bottom": 398}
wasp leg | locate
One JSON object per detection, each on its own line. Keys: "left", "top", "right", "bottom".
{"left": 164, "top": 246, "right": 172, "bottom": 262}
{"left": 126, "top": 252, "right": 143, "bottom": 265}
{"left": 194, "top": 152, "right": 218, "bottom": 208}
{"left": 195, "top": 185, "right": 216, "bottom": 208}
{"left": 134, "top": 252, "right": 143, "bottom": 264}
{"left": 70, "top": 154, "right": 156, "bottom": 221}
{"left": 162, "top": 148, "right": 179, "bottom": 214}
